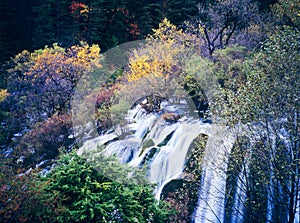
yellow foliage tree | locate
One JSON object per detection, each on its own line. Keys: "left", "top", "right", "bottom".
{"left": 8, "top": 42, "right": 101, "bottom": 120}
{"left": 115, "top": 19, "right": 200, "bottom": 111}
{"left": 28, "top": 42, "right": 101, "bottom": 81}
{"left": 127, "top": 18, "right": 195, "bottom": 82}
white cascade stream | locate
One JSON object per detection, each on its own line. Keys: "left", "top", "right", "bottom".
{"left": 76, "top": 104, "right": 250, "bottom": 223}
{"left": 193, "top": 125, "right": 234, "bottom": 223}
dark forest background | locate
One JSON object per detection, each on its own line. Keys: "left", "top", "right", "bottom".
{"left": 0, "top": 0, "right": 276, "bottom": 64}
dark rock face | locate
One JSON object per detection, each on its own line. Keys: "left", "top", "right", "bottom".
{"left": 161, "top": 179, "right": 200, "bottom": 223}
{"left": 160, "top": 133, "right": 208, "bottom": 222}
{"left": 183, "top": 76, "right": 209, "bottom": 119}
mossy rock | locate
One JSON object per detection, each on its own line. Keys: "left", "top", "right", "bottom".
{"left": 142, "top": 139, "right": 155, "bottom": 149}
{"left": 161, "top": 112, "right": 180, "bottom": 122}
{"left": 139, "top": 139, "right": 155, "bottom": 156}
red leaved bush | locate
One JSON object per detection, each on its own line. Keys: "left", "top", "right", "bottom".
{"left": 17, "top": 114, "right": 73, "bottom": 168}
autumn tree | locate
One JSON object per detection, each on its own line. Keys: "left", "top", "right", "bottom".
{"left": 185, "top": 0, "right": 265, "bottom": 56}
{"left": 6, "top": 42, "right": 100, "bottom": 127}
{"left": 16, "top": 114, "right": 73, "bottom": 168}
{"left": 120, "top": 19, "right": 198, "bottom": 109}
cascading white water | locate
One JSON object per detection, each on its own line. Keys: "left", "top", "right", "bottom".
{"left": 78, "top": 103, "right": 210, "bottom": 199}
{"left": 77, "top": 103, "right": 300, "bottom": 223}
{"left": 77, "top": 102, "right": 239, "bottom": 221}
{"left": 229, "top": 166, "right": 247, "bottom": 223}
{"left": 193, "top": 126, "right": 234, "bottom": 223}
{"left": 147, "top": 119, "right": 210, "bottom": 199}
{"left": 77, "top": 132, "right": 118, "bottom": 156}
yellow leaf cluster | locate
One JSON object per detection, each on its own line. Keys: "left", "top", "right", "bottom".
{"left": 149, "top": 18, "right": 195, "bottom": 47}
{"left": 149, "top": 18, "right": 182, "bottom": 42}
{"left": 75, "top": 42, "right": 101, "bottom": 69}
{"left": 127, "top": 19, "right": 190, "bottom": 82}
{"left": 127, "top": 41, "right": 180, "bottom": 82}
{"left": 26, "top": 42, "right": 101, "bottom": 80}
{"left": 0, "top": 89, "right": 8, "bottom": 103}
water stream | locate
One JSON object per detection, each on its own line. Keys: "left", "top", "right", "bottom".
{"left": 77, "top": 103, "right": 299, "bottom": 223}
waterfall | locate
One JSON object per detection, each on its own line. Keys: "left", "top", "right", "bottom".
{"left": 147, "top": 119, "right": 209, "bottom": 199}
{"left": 77, "top": 103, "right": 299, "bottom": 223}
{"left": 77, "top": 102, "right": 211, "bottom": 200}
{"left": 77, "top": 102, "right": 235, "bottom": 222}
{"left": 193, "top": 126, "right": 234, "bottom": 223}
{"left": 229, "top": 166, "right": 247, "bottom": 223}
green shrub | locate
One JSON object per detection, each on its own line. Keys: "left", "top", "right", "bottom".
{"left": 39, "top": 151, "right": 173, "bottom": 223}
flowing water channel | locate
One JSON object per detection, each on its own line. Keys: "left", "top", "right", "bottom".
{"left": 77, "top": 102, "right": 299, "bottom": 223}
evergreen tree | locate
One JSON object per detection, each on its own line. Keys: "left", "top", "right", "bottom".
{"left": 31, "top": 0, "right": 57, "bottom": 49}
{"left": 55, "top": 0, "right": 75, "bottom": 46}
{"left": 0, "top": 0, "right": 18, "bottom": 63}
{"left": 163, "top": 0, "right": 199, "bottom": 25}
{"left": 40, "top": 151, "right": 173, "bottom": 223}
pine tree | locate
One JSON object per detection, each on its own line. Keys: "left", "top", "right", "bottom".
{"left": 39, "top": 151, "right": 173, "bottom": 222}
{"left": 162, "top": 0, "right": 198, "bottom": 25}
{"left": 31, "top": 0, "right": 56, "bottom": 49}
{"left": 0, "top": 0, "right": 18, "bottom": 63}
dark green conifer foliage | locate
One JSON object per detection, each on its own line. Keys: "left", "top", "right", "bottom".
{"left": 40, "top": 151, "right": 173, "bottom": 222}
{"left": 163, "top": 0, "right": 198, "bottom": 25}
{"left": 32, "top": 0, "right": 57, "bottom": 49}
{"left": 0, "top": 0, "right": 18, "bottom": 63}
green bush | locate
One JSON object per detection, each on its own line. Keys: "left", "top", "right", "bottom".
{"left": 39, "top": 151, "right": 173, "bottom": 223}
